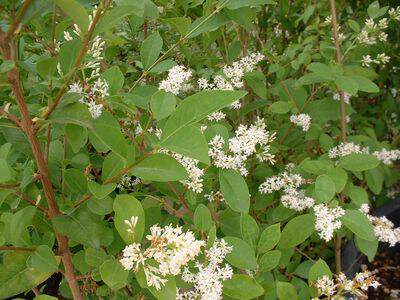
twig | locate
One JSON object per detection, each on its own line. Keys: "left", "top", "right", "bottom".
{"left": 42, "top": 1, "right": 110, "bottom": 120}
{"left": 330, "top": 0, "right": 347, "bottom": 274}
{"left": 4, "top": 0, "right": 33, "bottom": 41}
{"left": 0, "top": 245, "right": 36, "bottom": 252}
{"left": 0, "top": 29, "right": 84, "bottom": 300}
{"left": 0, "top": 107, "right": 21, "bottom": 127}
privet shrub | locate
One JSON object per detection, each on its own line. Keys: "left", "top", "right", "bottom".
{"left": 0, "top": 0, "right": 399, "bottom": 299}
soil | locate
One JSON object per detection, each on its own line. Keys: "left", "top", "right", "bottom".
{"left": 368, "top": 249, "right": 400, "bottom": 299}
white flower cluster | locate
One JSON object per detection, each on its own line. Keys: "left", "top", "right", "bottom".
{"left": 116, "top": 174, "right": 141, "bottom": 190}
{"left": 329, "top": 142, "right": 400, "bottom": 165}
{"left": 328, "top": 142, "right": 369, "bottom": 159}
{"left": 361, "top": 53, "right": 390, "bottom": 67}
{"left": 313, "top": 271, "right": 380, "bottom": 299}
{"left": 159, "top": 66, "right": 192, "bottom": 95}
{"left": 68, "top": 78, "right": 108, "bottom": 119}
{"left": 207, "top": 111, "right": 226, "bottom": 122}
{"left": 180, "top": 239, "right": 233, "bottom": 300}
{"left": 159, "top": 149, "right": 204, "bottom": 193}
{"left": 357, "top": 17, "right": 388, "bottom": 45}
{"left": 198, "top": 52, "right": 264, "bottom": 110}
{"left": 313, "top": 204, "right": 345, "bottom": 241}
{"left": 259, "top": 168, "right": 314, "bottom": 211}
{"left": 389, "top": 6, "right": 400, "bottom": 21}
{"left": 120, "top": 223, "right": 205, "bottom": 290}
{"left": 290, "top": 113, "right": 311, "bottom": 132}
{"left": 372, "top": 148, "right": 400, "bottom": 165}
{"left": 208, "top": 118, "right": 276, "bottom": 176}
{"left": 333, "top": 92, "right": 351, "bottom": 104}
{"left": 359, "top": 204, "right": 400, "bottom": 247}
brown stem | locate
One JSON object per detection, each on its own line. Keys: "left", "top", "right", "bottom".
{"left": 4, "top": 0, "right": 33, "bottom": 41}
{"left": 0, "top": 107, "right": 21, "bottom": 127}
{"left": 166, "top": 182, "right": 193, "bottom": 218}
{"left": 330, "top": 0, "right": 347, "bottom": 275}
{"left": 0, "top": 245, "right": 36, "bottom": 251}
{"left": 42, "top": 1, "right": 108, "bottom": 120}
{"left": 0, "top": 33, "right": 83, "bottom": 300}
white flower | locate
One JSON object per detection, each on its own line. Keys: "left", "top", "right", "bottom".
{"left": 378, "top": 18, "right": 388, "bottom": 29}
{"left": 207, "top": 111, "right": 226, "bottom": 122}
{"left": 372, "top": 148, "right": 400, "bottom": 165}
{"left": 181, "top": 239, "right": 233, "bottom": 300}
{"left": 365, "top": 18, "right": 376, "bottom": 29}
{"left": 314, "top": 276, "right": 336, "bottom": 296}
{"left": 313, "top": 204, "right": 345, "bottom": 241}
{"left": 332, "top": 92, "right": 351, "bottom": 104}
{"left": 328, "top": 142, "right": 369, "bottom": 159}
{"left": 376, "top": 53, "right": 390, "bottom": 64}
{"left": 359, "top": 204, "right": 400, "bottom": 247}
{"left": 361, "top": 54, "right": 374, "bottom": 67}
{"left": 63, "top": 31, "right": 73, "bottom": 41}
{"left": 259, "top": 167, "right": 314, "bottom": 211}
{"left": 92, "top": 77, "right": 109, "bottom": 98}
{"left": 124, "top": 216, "right": 138, "bottom": 234}
{"left": 159, "top": 66, "right": 192, "bottom": 95}
{"left": 87, "top": 101, "right": 103, "bottom": 119}
{"left": 290, "top": 114, "right": 311, "bottom": 131}
{"left": 209, "top": 118, "right": 275, "bottom": 176}
{"left": 389, "top": 6, "right": 400, "bottom": 21}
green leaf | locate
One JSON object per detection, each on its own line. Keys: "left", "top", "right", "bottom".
{"left": 59, "top": 39, "right": 81, "bottom": 74}
{"left": 0, "top": 159, "right": 12, "bottom": 183}
{"left": 159, "top": 125, "right": 210, "bottom": 164}
{"left": 341, "top": 209, "right": 375, "bottom": 241}
{"left": 101, "top": 152, "right": 125, "bottom": 181}
{"left": 161, "top": 90, "right": 247, "bottom": 142}
{"left": 0, "top": 60, "right": 15, "bottom": 73}
{"left": 0, "top": 252, "right": 55, "bottom": 299}
{"left": 339, "top": 153, "right": 380, "bottom": 172}
{"left": 347, "top": 184, "right": 369, "bottom": 206}
{"left": 224, "top": 236, "right": 257, "bottom": 270}
{"left": 101, "top": 66, "right": 124, "bottom": 95}
{"left": 88, "top": 180, "right": 116, "bottom": 199}
{"left": 279, "top": 214, "right": 315, "bottom": 248}
{"left": 226, "top": 0, "right": 274, "bottom": 9}
{"left": 367, "top": 1, "right": 388, "bottom": 19}
{"left": 91, "top": 111, "right": 128, "bottom": 161}
{"left": 334, "top": 76, "right": 359, "bottom": 95}
{"left": 315, "top": 174, "right": 336, "bottom": 203}
{"left": 131, "top": 153, "right": 188, "bottom": 182}
{"left": 85, "top": 247, "right": 109, "bottom": 267}
{"left": 36, "top": 57, "right": 57, "bottom": 79}
{"left": 308, "top": 258, "right": 332, "bottom": 283}
{"left": 99, "top": 259, "right": 129, "bottom": 290}
{"left": 34, "top": 295, "right": 59, "bottom": 300}
{"left": 161, "top": 17, "right": 191, "bottom": 36}
{"left": 150, "top": 90, "right": 176, "bottom": 120}
{"left": 259, "top": 250, "right": 281, "bottom": 272}
{"left": 52, "top": 206, "right": 110, "bottom": 248}
{"left": 194, "top": 204, "right": 213, "bottom": 232}
{"left": 113, "top": 194, "right": 145, "bottom": 243}
{"left": 276, "top": 281, "right": 298, "bottom": 300}
{"left": 257, "top": 223, "right": 281, "bottom": 254}
{"left": 355, "top": 235, "right": 378, "bottom": 262}
{"left": 27, "top": 245, "right": 58, "bottom": 273}
{"left": 365, "top": 167, "right": 384, "bottom": 195}
{"left": 270, "top": 101, "right": 291, "bottom": 114}
{"left": 300, "top": 159, "right": 332, "bottom": 175}
{"left": 351, "top": 75, "right": 379, "bottom": 93}
{"left": 219, "top": 169, "right": 250, "bottom": 213}
{"left": 140, "top": 32, "right": 163, "bottom": 70}
{"left": 52, "top": 0, "right": 89, "bottom": 32}
{"left": 223, "top": 274, "right": 264, "bottom": 299}
{"left": 187, "top": 14, "right": 230, "bottom": 38}
{"left": 240, "top": 214, "right": 260, "bottom": 248}
{"left": 94, "top": 5, "right": 144, "bottom": 35}
{"left": 87, "top": 195, "right": 114, "bottom": 216}
{"left": 64, "top": 168, "right": 87, "bottom": 195}
{"left": 9, "top": 206, "right": 36, "bottom": 247}
{"left": 65, "top": 124, "right": 87, "bottom": 153}
{"left": 326, "top": 167, "right": 348, "bottom": 193}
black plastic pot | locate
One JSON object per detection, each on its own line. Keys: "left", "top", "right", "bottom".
{"left": 342, "top": 198, "right": 400, "bottom": 278}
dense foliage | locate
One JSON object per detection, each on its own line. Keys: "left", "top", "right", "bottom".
{"left": 0, "top": 0, "right": 399, "bottom": 299}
